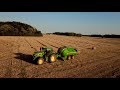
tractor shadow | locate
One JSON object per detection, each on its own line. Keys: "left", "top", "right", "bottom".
{"left": 57, "top": 57, "right": 65, "bottom": 61}
{"left": 14, "top": 53, "right": 36, "bottom": 65}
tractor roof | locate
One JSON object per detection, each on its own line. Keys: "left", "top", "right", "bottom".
{"left": 42, "top": 47, "right": 53, "bottom": 51}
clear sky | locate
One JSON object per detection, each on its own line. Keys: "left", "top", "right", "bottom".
{"left": 0, "top": 12, "right": 120, "bottom": 35}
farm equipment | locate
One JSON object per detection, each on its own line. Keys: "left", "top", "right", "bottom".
{"left": 33, "top": 47, "right": 57, "bottom": 65}
{"left": 33, "top": 46, "right": 77, "bottom": 65}
{"left": 56, "top": 46, "right": 77, "bottom": 60}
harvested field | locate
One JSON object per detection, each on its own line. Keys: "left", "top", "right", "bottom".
{"left": 0, "top": 35, "right": 120, "bottom": 78}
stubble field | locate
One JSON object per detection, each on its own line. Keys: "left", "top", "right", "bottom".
{"left": 0, "top": 35, "right": 120, "bottom": 78}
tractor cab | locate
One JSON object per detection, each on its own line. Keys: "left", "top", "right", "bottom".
{"left": 40, "top": 47, "right": 53, "bottom": 52}
{"left": 40, "top": 47, "right": 53, "bottom": 56}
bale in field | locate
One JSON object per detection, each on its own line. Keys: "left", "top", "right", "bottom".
{"left": 92, "top": 46, "right": 96, "bottom": 50}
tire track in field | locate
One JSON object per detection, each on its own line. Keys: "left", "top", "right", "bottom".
{"left": 11, "top": 36, "right": 22, "bottom": 78}
{"left": 94, "top": 63, "right": 120, "bottom": 78}
{"left": 38, "top": 36, "right": 75, "bottom": 50}
{"left": 80, "top": 55, "right": 120, "bottom": 78}
{"left": 24, "top": 37, "right": 37, "bottom": 51}
{"left": 39, "top": 39, "right": 59, "bottom": 49}
{"left": 44, "top": 36, "right": 71, "bottom": 46}
{"left": 16, "top": 37, "right": 49, "bottom": 78}
{"left": 43, "top": 35, "right": 84, "bottom": 50}
{"left": 40, "top": 53, "right": 120, "bottom": 78}
{"left": 0, "top": 37, "right": 18, "bottom": 60}
{"left": 70, "top": 54, "right": 120, "bottom": 78}
{"left": 41, "top": 37, "right": 64, "bottom": 48}
{"left": 5, "top": 37, "right": 31, "bottom": 78}
{"left": 17, "top": 37, "right": 54, "bottom": 78}
{"left": 35, "top": 39, "right": 59, "bottom": 50}
{"left": 4, "top": 37, "right": 14, "bottom": 78}
{"left": 35, "top": 39, "right": 47, "bottom": 47}
{"left": 17, "top": 37, "right": 26, "bottom": 78}
{"left": 14, "top": 37, "right": 36, "bottom": 78}
{"left": 4, "top": 37, "right": 20, "bottom": 78}
{"left": 45, "top": 35, "right": 101, "bottom": 49}
{"left": 34, "top": 63, "right": 79, "bottom": 77}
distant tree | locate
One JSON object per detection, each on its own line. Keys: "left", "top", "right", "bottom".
{"left": 0, "top": 21, "right": 43, "bottom": 36}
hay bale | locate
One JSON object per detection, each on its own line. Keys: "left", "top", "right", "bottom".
{"left": 92, "top": 46, "right": 96, "bottom": 50}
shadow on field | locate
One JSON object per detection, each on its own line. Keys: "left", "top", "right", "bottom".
{"left": 14, "top": 53, "right": 36, "bottom": 64}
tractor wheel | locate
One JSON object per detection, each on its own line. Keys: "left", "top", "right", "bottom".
{"left": 49, "top": 54, "right": 57, "bottom": 63}
{"left": 71, "top": 55, "right": 75, "bottom": 59}
{"left": 67, "top": 56, "right": 71, "bottom": 60}
{"left": 37, "top": 58, "right": 44, "bottom": 65}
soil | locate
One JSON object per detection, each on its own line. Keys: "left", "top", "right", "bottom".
{"left": 0, "top": 35, "right": 120, "bottom": 78}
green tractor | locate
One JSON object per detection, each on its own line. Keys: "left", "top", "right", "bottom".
{"left": 33, "top": 47, "right": 57, "bottom": 65}
{"left": 33, "top": 46, "right": 77, "bottom": 65}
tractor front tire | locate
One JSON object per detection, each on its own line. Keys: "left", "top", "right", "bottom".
{"left": 49, "top": 54, "right": 57, "bottom": 63}
{"left": 37, "top": 58, "right": 44, "bottom": 65}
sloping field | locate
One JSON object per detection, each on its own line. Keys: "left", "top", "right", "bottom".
{"left": 0, "top": 35, "right": 120, "bottom": 78}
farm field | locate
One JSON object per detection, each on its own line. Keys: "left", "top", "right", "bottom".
{"left": 0, "top": 35, "right": 120, "bottom": 78}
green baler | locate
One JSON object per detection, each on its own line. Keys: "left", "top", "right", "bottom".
{"left": 56, "top": 46, "right": 77, "bottom": 60}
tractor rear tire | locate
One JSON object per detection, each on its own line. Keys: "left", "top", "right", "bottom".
{"left": 67, "top": 56, "right": 71, "bottom": 60}
{"left": 49, "top": 54, "right": 57, "bottom": 63}
{"left": 37, "top": 58, "right": 44, "bottom": 65}
{"left": 71, "top": 55, "right": 75, "bottom": 59}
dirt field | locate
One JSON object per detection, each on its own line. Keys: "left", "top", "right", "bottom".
{"left": 0, "top": 35, "right": 120, "bottom": 78}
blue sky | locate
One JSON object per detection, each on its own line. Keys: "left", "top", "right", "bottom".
{"left": 0, "top": 12, "right": 120, "bottom": 35}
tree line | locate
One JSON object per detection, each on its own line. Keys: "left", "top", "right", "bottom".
{"left": 0, "top": 21, "right": 43, "bottom": 36}
{"left": 53, "top": 32, "right": 82, "bottom": 37}
{"left": 90, "top": 34, "right": 120, "bottom": 38}
{"left": 53, "top": 32, "right": 120, "bottom": 38}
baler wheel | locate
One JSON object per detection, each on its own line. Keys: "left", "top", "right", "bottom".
{"left": 67, "top": 56, "right": 71, "bottom": 60}
{"left": 71, "top": 55, "right": 75, "bottom": 59}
